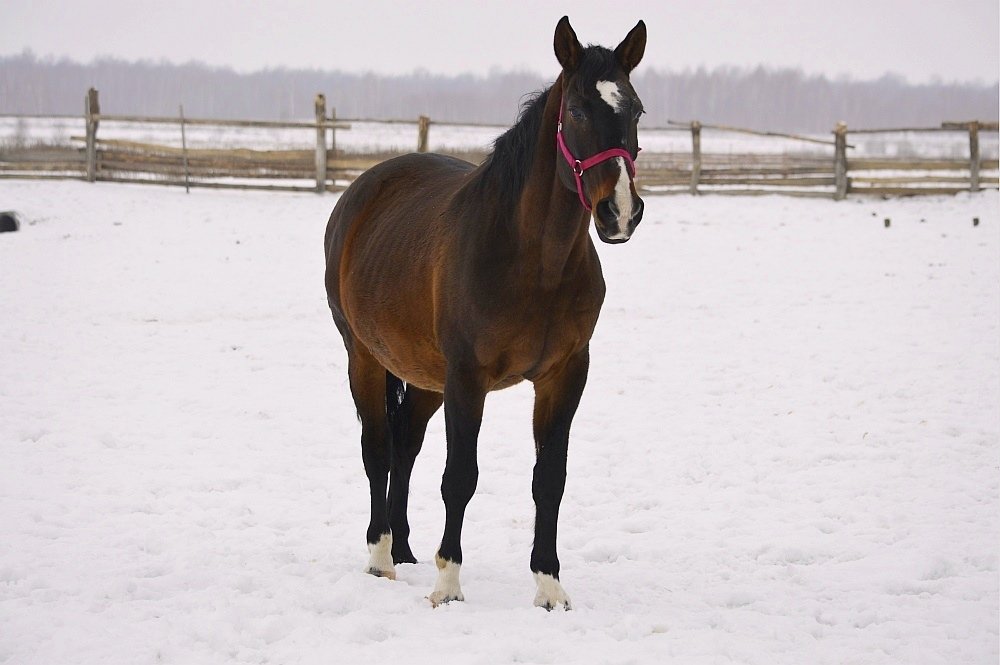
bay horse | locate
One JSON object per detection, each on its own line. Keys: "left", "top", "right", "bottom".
{"left": 324, "top": 16, "right": 646, "bottom": 609}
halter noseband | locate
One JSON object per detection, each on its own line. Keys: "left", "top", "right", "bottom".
{"left": 555, "top": 95, "right": 638, "bottom": 212}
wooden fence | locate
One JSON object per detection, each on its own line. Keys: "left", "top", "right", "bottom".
{"left": 640, "top": 119, "right": 998, "bottom": 198}
{"left": 1, "top": 88, "right": 997, "bottom": 199}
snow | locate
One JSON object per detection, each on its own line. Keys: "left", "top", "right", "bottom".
{"left": 1, "top": 180, "right": 997, "bottom": 664}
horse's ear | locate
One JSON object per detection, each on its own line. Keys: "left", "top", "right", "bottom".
{"left": 615, "top": 20, "right": 646, "bottom": 73}
{"left": 554, "top": 16, "right": 582, "bottom": 73}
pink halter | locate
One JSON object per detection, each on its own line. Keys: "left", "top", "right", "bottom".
{"left": 555, "top": 95, "right": 638, "bottom": 212}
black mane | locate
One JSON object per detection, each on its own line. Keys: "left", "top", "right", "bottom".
{"left": 462, "top": 46, "right": 620, "bottom": 220}
{"left": 468, "top": 85, "right": 552, "bottom": 217}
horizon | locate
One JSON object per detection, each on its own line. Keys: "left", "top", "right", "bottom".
{"left": 2, "top": 0, "right": 998, "bottom": 86}
{"left": 5, "top": 48, "right": 999, "bottom": 89}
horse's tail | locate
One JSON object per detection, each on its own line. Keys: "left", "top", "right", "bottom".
{"left": 385, "top": 371, "right": 406, "bottom": 424}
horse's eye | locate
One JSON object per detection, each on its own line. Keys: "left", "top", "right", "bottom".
{"left": 569, "top": 107, "right": 585, "bottom": 122}
{"left": 634, "top": 109, "right": 645, "bottom": 122}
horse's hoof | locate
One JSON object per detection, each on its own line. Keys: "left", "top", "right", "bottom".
{"left": 428, "top": 555, "right": 464, "bottom": 607}
{"left": 391, "top": 546, "right": 418, "bottom": 565}
{"left": 365, "top": 534, "right": 396, "bottom": 580}
{"left": 427, "top": 590, "right": 464, "bottom": 608}
{"left": 366, "top": 566, "right": 397, "bottom": 581}
{"left": 533, "top": 572, "right": 572, "bottom": 610}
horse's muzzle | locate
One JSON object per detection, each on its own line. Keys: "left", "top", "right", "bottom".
{"left": 595, "top": 195, "right": 644, "bottom": 244}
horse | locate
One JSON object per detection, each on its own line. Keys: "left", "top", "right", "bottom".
{"left": 324, "top": 16, "right": 646, "bottom": 609}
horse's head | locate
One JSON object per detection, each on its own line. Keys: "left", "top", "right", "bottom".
{"left": 553, "top": 16, "right": 646, "bottom": 244}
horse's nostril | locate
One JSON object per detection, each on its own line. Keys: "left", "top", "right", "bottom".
{"left": 598, "top": 198, "right": 619, "bottom": 220}
{"left": 633, "top": 197, "right": 644, "bottom": 221}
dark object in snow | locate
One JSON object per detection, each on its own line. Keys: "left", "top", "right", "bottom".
{"left": 884, "top": 218, "right": 891, "bottom": 228}
{"left": 973, "top": 217, "right": 980, "bottom": 227}
{"left": 0, "top": 211, "right": 19, "bottom": 233}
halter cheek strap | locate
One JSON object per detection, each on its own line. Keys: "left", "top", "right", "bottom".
{"left": 556, "top": 96, "right": 638, "bottom": 212}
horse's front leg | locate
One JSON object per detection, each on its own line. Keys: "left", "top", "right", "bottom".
{"left": 530, "top": 347, "right": 589, "bottom": 610}
{"left": 429, "top": 364, "right": 487, "bottom": 607}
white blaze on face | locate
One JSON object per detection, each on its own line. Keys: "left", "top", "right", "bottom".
{"left": 612, "top": 157, "right": 633, "bottom": 216}
{"left": 607, "top": 156, "right": 634, "bottom": 238}
{"left": 596, "top": 80, "right": 624, "bottom": 114}
{"left": 595, "top": 80, "right": 633, "bottom": 237}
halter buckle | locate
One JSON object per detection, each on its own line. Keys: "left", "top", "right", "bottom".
{"left": 572, "top": 160, "right": 584, "bottom": 177}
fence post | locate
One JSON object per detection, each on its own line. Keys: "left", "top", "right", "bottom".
{"left": 417, "top": 115, "right": 430, "bottom": 153}
{"left": 85, "top": 88, "right": 100, "bottom": 182}
{"left": 315, "top": 94, "right": 327, "bottom": 193}
{"left": 833, "top": 121, "right": 848, "bottom": 200}
{"left": 689, "top": 120, "right": 702, "bottom": 195}
{"left": 179, "top": 105, "right": 190, "bottom": 194}
{"left": 968, "top": 121, "right": 980, "bottom": 192}
{"left": 329, "top": 106, "right": 337, "bottom": 157}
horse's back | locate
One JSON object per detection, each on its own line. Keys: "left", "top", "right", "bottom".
{"left": 325, "top": 153, "right": 472, "bottom": 268}
{"left": 325, "top": 152, "right": 472, "bottom": 302}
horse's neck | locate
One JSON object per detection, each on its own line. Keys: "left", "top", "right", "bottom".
{"left": 514, "top": 88, "right": 593, "bottom": 287}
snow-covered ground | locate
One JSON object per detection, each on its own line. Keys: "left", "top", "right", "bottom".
{"left": 0, "top": 180, "right": 997, "bottom": 664}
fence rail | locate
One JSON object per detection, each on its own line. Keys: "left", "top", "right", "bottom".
{"left": 1, "top": 88, "right": 997, "bottom": 199}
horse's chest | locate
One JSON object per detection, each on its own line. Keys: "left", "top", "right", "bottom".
{"left": 482, "top": 287, "right": 601, "bottom": 384}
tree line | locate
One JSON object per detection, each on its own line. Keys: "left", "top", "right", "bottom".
{"left": 1, "top": 51, "right": 997, "bottom": 132}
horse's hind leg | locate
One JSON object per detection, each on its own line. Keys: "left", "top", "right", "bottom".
{"left": 347, "top": 347, "right": 396, "bottom": 580}
{"left": 386, "top": 380, "right": 443, "bottom": 564}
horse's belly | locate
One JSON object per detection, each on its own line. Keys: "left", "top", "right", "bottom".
{"left": 375, "top": 333, "right": 447, "bottom": 392}
{"left": 354, "top": 307, "right": 591, "bottom": 394}
{"left": 348, "top": 298, "right": 447, "bottom": 391}
{"left": 491, "top": 375, "right": 526, "bottom": 391}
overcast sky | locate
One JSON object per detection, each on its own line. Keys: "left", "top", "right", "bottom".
{"left": 2, "top": 0, "right": 997, "bottom": 84}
